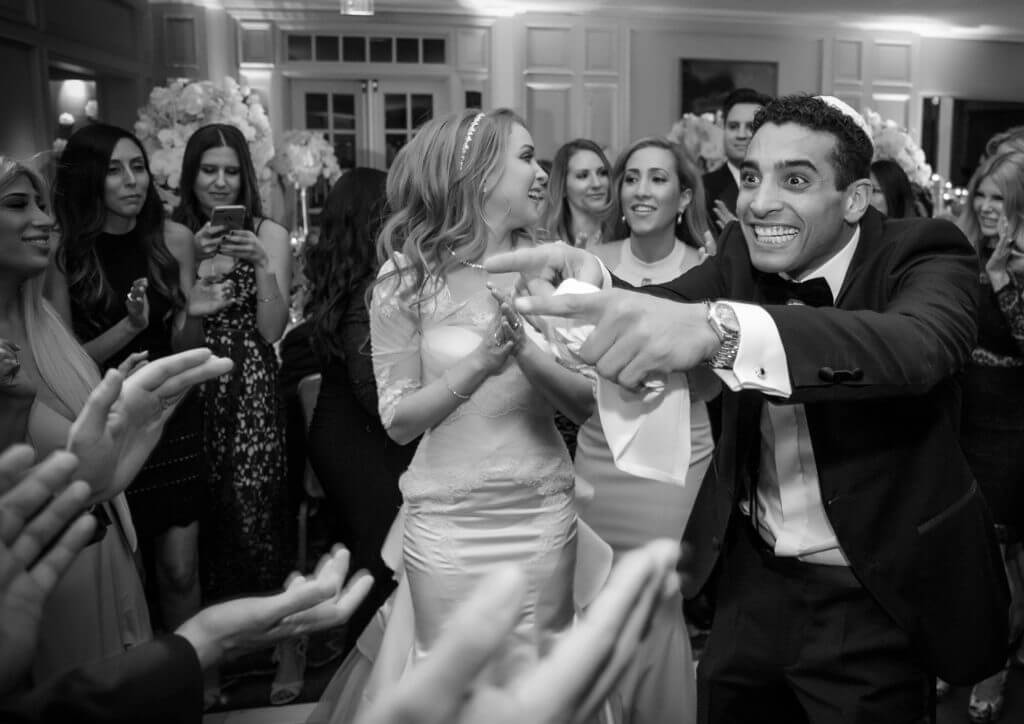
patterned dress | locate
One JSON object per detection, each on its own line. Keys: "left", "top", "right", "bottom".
{"left": 200, "top": 254, "right": 291, "bottom": 599}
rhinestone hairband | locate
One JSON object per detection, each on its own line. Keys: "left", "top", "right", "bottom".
{"left": 458, "top": 112, "right": 485, "bottom": 172}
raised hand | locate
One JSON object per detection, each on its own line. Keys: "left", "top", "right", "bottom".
{"left": 985, "top": 217, "right": 1016, "bottom": 292}
{"left": 483, "top": 242, "right": 604, "bottom": 300}
{"left": 473, "top": 310, "right": 517, "bottom": 375}
{"left": 125, "top": 277, "right": 150, "bottom": 332}
{"left": 175, "top": 545, "right": 372, "bottom": 669}
{"left": 0, "top": 446, "right": 96, "bottom": 696}
{"left": 67, "top": 348, "right": 234, "bottom": 502}
{"left": 357, "top": 538, "right": 681, "bottom": 724}
{"left": 712, "top": 199, "right": 738, "bottom": 231}
{"left": 512, "top": 289, "right": 719, "bottom": 390}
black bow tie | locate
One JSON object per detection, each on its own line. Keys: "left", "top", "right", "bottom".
{"left": 758, "top": 273, "right": 834, "bottom": 307}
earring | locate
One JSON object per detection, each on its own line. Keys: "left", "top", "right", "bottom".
{"left": 676, "top": 211, "right": 683, "bottom": 225}
{"left": 620, "top": 214, "right": 626, "bottom": 224}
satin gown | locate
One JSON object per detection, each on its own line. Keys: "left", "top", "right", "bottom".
{"left": 310, "top": 258, "right": 591, "bottom": 722}
{"left": 575, "top": 239, "right": 713, "bottom": 724}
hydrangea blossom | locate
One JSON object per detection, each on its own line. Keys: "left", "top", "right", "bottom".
{"left": 863, "top": 108, "right": 933, "bottom": 188}
{"left": 667, "top": 112, "right": 725, "bottom": 172}
{"left": 134, "top": 77, "right": 274, "bottom": 209}
{"left": 270, "top": 130, "right": 342, "bottom": 189}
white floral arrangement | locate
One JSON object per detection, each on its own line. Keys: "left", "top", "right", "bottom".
{"left": 863, "top": 109, "right": 932, "bottom": 188}
{"left": 134, "top": 76, "right": 274, "bottom": 209}
{"left": 271, "top": 130, "right": 342, "bottom": 189}
{"left": 667, "top": 112, "right": 725, "bottom": 172}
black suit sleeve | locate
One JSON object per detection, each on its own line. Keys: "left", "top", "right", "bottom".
{"left": 0, "top": 635, "right": 203, "bottom": 724}
{"left": 630, "top": 217, "right": 979, "bottom": 404}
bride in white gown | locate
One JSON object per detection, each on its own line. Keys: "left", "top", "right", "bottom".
{"left": 312, "top": 109, "right": 606, "bottom": 723}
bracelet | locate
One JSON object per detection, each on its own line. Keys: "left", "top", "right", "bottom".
{"left": 443, "top": 371, "right": 471, "bottom": 400}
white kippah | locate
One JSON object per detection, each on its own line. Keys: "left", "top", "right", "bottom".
{"left": 814, "top": 95, "right": 874, "bottom": 149}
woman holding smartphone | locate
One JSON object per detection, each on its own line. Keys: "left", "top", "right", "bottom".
{"left": 51, "top": 123, "right": 232, "bottom": 641}
{"left": 954, "top": 150, "right": 1024, "bottom": 722}
{"left": 172, "top": 123, "right": 296, "bottom": 704}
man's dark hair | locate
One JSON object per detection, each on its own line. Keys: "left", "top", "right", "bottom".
{"left": 750, "top": 95, "right": 873, "bottom": 189}
{"left": 722, "top": 88, "right": 772, "bottom": 121}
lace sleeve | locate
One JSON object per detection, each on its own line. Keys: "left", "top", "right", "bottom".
{"left": 370, "top": 259, "right": 422, "bottom": 429}
{"left": 996, "top": 273, "right": 1024, "bottom": 355}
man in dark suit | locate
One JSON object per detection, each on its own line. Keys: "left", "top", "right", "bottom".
{"left": 703, "top": 88, "right": 772, "bottom": 231}
{"left": 487, "top": 94, "right": 1009, "bottom": 723}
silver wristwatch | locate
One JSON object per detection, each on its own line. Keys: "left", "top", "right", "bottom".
{"left": 705, "top": 301, "right": 740, "bottom": 369}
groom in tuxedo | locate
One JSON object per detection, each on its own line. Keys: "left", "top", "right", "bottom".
{"left": 487, "top": 94, "right": 1009, "bottom": 723}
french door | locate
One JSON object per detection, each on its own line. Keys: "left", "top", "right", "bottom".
{"left": 290, "top": 78, "right": 450, "bottom": 172}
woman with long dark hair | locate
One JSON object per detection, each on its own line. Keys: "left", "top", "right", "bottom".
{"left": 171, "top": 122, "right": 296, "bottom": 704}
{"left": 303, "top": 168, "right": 417, "bottom": 650}
{"left": 869, "top": 159, "right": 918, "bottom": 219}
{"left": 51, "top": 123, "right": 231, "bottom": 635}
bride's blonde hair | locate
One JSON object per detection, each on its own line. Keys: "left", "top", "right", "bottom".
{"left": 377, "top": 108, "right": 528, "bottom": 304}
{"left": 0, "top": 157, "right": 100, "bottom": 416}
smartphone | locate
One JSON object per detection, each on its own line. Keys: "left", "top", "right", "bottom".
{"left": 210, "top": 205, "right": 246, "bottom": 232}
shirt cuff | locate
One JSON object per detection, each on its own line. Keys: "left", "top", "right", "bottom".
{"left": 712, "top": 302, "right": 792, "bottom": 397}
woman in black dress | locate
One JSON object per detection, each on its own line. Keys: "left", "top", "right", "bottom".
{"left": 51, "top": 123, "right": 230, "bottom": 631}
{"left": 303, "top": 168, "right": 416, "bottom": 649}
{"left": 955, "top": 150, "right": 1024, "bottom": 722}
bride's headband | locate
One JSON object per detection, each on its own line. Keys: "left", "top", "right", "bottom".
{"left": 458, "top": 112, "right": 486, "bottom": 172}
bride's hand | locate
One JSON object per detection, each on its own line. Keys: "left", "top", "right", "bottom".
{"left": 67, "top": 348, "right": 233, "bottom": 502}
{"left": 488, "top": 285, "right": 526, "bottom": 356}
{"left": 474, "top": 313, "right": 516, "bottom": 375}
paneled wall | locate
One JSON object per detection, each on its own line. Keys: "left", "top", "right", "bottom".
{"left": 0, "top": 0, "right": 152, "bottom": 157}
{"left": 824, "top": 35, "right": 918, "bottom": 132}
{"left": 520, "top": 18, "right": 624, "bottom": 159}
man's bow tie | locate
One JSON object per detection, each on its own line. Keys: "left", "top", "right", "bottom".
{"left": 758, "top": 273, "right": 834, "bottom": 307}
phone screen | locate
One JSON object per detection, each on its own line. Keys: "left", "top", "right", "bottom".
{"left": 210, "top": 205, "right": 246, "bottom": 231}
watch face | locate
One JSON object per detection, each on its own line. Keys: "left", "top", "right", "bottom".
{"left": 713, "top": 303, "right": 739, "bottom": 333}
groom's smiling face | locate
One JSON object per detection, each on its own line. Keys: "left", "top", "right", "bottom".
{"left": 736, "top": 122, "right": 859, "bottom": 279}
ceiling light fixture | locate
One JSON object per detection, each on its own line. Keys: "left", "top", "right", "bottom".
{"left": 340, "top": 0, "right": 374, "bottom": 16}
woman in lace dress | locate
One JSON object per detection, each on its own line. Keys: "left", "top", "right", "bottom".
{"left": 312, "top": 109, "right": 600, "bottom": 723}
{"left": 172, "top": 123, "right": 296, "bottom": 704}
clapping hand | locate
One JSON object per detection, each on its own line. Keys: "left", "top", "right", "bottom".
{"left": 0, "top": 446, "right": 96, "bottom": 696}
{"left": 712, "top": 200, "right": 738, "bottom": 231}
{"left": 488, "top": 284, "right": 526, "bottom": 355}
{"left": 188, "top": 277, "right": 235, "bottom": 318}
{"left": 175, "top": 545, "right": 373, "bottom": 670}
{"left": 67, "top": 348, "right": 233, "bottom": 502}
{"left": 125, "top": 277, "right": 149, "bottom": 332}
{"left": 358, "top": 538, "right": 681, "bottom": 724}
{"left": 986, "top": 217, "right": 1019, "bottom": 292}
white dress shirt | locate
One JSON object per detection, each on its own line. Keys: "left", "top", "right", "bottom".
{"left": 716, "top": 229, "right": 860, "bottom": 565}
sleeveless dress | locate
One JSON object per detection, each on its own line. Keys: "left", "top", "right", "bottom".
{"left": 199, "top": 251, "right": 291, "bottom": 599}
{"left": 310, "top": 258, "right": 610, "bottom": 722}
{"left": 89, "top": 229, "right": 205, "bottom": 537}
{"left": 575, "top": 239, "right": 713, "bottom": 724}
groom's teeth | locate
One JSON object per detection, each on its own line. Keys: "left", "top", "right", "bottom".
{"left": 752, "top": 226, "right": 799, "bottom": 246}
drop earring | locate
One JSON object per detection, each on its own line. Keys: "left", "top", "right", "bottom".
{"left": 676, "top": 211, "right": 683, "bottom": 225}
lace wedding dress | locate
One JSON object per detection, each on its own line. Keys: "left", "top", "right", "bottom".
{"left": 310, "top": 259, "right": 609, "bottom": 723}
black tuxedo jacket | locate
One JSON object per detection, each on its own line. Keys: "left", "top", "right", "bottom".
{"left": 637, "top": 208, "right": 1009, "bottom": 684}
{"left": 0, "top": 636, "right": 202, "bottom": 723}
{"left": 702, "top": 163, "right": 739, "bottom": 218}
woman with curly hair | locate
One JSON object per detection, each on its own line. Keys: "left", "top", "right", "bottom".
{"left": 312, "top": 109, "right": 605, "bottom": 722}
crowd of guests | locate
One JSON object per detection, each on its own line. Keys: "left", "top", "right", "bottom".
{"left": 1, "top": 91, "right": 1024, "bottom": 724}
